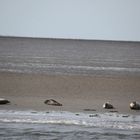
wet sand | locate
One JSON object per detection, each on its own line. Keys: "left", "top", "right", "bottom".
{"left": 0, "top": 72, "right": 140, "bottom": 114}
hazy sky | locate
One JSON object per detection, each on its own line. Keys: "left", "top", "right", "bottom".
{"left": 0, "top": 0, "right": 140, "bottom": 41}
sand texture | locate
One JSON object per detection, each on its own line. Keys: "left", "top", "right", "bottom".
{"left": 0, "top": 72, "right": 140, "bottom": 114}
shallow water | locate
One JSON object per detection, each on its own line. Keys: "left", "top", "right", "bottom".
{"left": 1, "top": 123, "right": 140, "bottom": 140}
{"left": 0, "top": 110, "right": 140, "bottom": 140}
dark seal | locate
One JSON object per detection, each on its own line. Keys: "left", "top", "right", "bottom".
{"left": 0, "top": 98, "right": 10, "bottom": 105}
{"left": 103, "top": 102, "right": 114, "bottom": 109}
{"left": 44, "top": 99, "right": 62, "bottom": 106}
{"left": 130, "top": 101, "right": 140, "bottom": 110}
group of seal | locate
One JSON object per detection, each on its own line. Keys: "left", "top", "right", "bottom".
{"left": 44, "top": 100, "right": 140, "bottom": 110}
{"left": 0, "top": 98, "right": 140, "bottom": 110}
{"left": 103, "top": 101, "right": 140, "bottom": 110}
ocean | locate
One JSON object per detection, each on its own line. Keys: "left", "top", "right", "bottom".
{"left": 0, "top": 37, "right": 140, "bottom": 139}
{"left": 0, "top": 37, "right": 140, "bottom": 76}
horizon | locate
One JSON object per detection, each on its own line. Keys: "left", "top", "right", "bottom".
{"left": 0, "top": 35, "right": 140, "bottom": 43}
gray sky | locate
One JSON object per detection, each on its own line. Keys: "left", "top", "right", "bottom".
{"left": 0, "top": 0, "right": 140, "bottom": 41}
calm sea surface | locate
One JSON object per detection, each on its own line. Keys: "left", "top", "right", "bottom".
{"left": 0, "top": 37, "right": 140, "bottom": 76}
{"left": 0, "top": 37, "right": 140, "bottom": 139}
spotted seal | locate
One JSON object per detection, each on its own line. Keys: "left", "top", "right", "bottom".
{"left": 44, "top": 99, "right": 62, "bottom": 106}
{"left": 103, "top": 102, "right": 114, "bottom": 109}
{"left": 130, "top": 101, "right": 140, "bottom": 110}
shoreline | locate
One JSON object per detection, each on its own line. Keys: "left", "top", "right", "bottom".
{"left": 0, "top": 72, "right": 140, "bottom": 115}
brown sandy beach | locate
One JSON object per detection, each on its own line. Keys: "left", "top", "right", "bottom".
{"left": 0, "top": 72, "right": 140, "bottom": 115}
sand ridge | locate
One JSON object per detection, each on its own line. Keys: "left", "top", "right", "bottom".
{"left": 0, "top": 72, "right": 140, "bottom": 114}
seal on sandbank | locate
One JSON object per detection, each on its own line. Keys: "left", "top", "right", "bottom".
{"left": 44, "top": 99, "right": 62, "bottom": 106}
{"left": 0, "top": 98, "right": 10, "bottom": 105}
{"left": 130, "top": 101, "right": 140, "bottom": 110}
{"left": 103, "top": 102, "right": 114, "bottom": 109}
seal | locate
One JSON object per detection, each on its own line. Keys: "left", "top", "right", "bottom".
{"left": 0, "top": 98, "right": 10, "bottom": 105}
{"left": 130, "top": 101, "right": 140, "bottom": 110}
{"left": 44, "top": 99, "right": 62, "bottom": 106}
{"left": 103, "top": 102, "right": 114, "bottom": 109}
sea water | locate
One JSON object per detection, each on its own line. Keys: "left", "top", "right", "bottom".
{"left": 0, "top": 110, "right": 140, "bottom": 140}
{"left": 0, "top": 38, "right": 140, "bottom": 76}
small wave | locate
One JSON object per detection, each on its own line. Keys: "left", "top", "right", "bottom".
{"left": 0, "top": 110, "right": 140, "bottom": 130}
{"left": 1, "top": 62, "right": 140, "bottom": 76}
